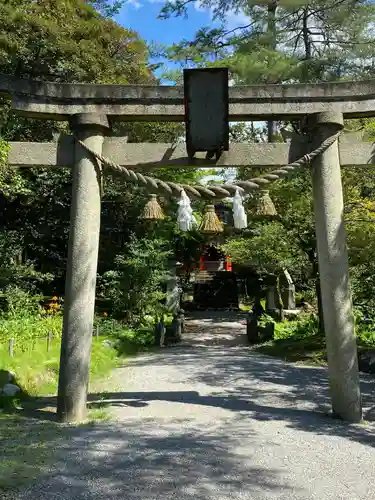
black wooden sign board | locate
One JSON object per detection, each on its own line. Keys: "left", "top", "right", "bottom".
{"left": 184, "top": 68, "right": 229, "bottom": 158}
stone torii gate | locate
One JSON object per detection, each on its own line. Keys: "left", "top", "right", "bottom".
{"left": 2, "top": 71, "right": 374, "bottom": 424}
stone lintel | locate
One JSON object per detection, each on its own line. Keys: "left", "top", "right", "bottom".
{"left": 2, "top": 73, "right": 375, "bottom": 120}
{"left": 7, "top": 138, "right": 375, "bottom": 169}
{"left": 11, "top": 96, "right": 375, "bottom": 122}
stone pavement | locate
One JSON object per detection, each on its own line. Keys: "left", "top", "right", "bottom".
{"left": 8, "top": 312, "right": 375, "bottom": 499}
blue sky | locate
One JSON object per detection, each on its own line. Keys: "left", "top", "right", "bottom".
{"left": 115, "top": 1, "right": 214, "bottom": 47}
{"left": 113, "top": 1, "right": 251, "bottom": 183}
{"left": 114, "top": 0, "right": 247, "bottom": 61}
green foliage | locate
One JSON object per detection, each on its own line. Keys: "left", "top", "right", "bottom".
{"left": 229, "top": 122, "right": 266, "bottom": 143}
{"left": 223, "top": 221, "right": 306, "bottom": 274}
{"left": 86, "top": 0, "right": 125, "bottom": 17}
{"left": 100, "top": 236, "right": 172, "bottom": 325}
{"left": 0, "top": 334, "right": 117, "bottom": 398}
{"left": 1, "top": 0, "right": 375, "bottom": 385}
{"left": 0, "top": 0, "right": 151, "bottom": 142}
{"left": 273, "top": 314, "right": 319, "bottom": 340}
{"left": 3, "top": 284, "right": 42, "bottom": 318}
{"left": 0, "top": 313, "right": 62, "bottom": 345}
{"left": 257, "top": 313, "right": 276, "bottom": 328}
{"left": 94, "top": 317, "right": 155, "bottom": 351}
{"left": 0, "top": 286, "right": 60, "bottom": 346}
{"left": 257, "top": 312, "right": 320, "bottom": 340}
{"left": 256, "top": 309, "right": 375, "bottom": 364}
{"left": 158, "top": 0, "right": 375, "bottom": 84}
{"left": 0, "top": 137, "right": 8, "bottom": 166}
{"left": 174, "top": 229, "right": 205, "bottom": 272}
{"left": 0, "top": 0, "right": 149, "bottom": 84}
{"left": 0, "top": 139, "right": 33, "bottom": 200}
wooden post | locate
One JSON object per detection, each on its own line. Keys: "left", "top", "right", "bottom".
{"left": 8, "top": 338, "right": 14, "bottom": 357}
{"left": 47, "top": 331, "right": 53, "bottom": 352}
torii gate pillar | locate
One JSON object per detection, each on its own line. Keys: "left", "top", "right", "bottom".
{"left": 308, "top": 112, "right": 362, "bottom": 422}
{"left": 57, "top": 113, "right": 109, "bottom": 423}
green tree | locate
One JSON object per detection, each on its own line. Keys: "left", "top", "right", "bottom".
{"left": 159, "top": 0, "right": 375, "bottom": 83}
{"left": 85, "top": 0, "right": 125, "bottom": 17}
{"left": 0, "top": 0, "right": 152, "bottom": 141}
{"left": 0, "top": 0, "right": 149, "bottom": 83}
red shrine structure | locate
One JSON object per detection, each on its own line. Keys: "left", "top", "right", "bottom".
{"left": 193, "top": 244, "right": 238, "bottom": 310}
{"left": 199, "top": 244, "right": 232, "bottom": 272}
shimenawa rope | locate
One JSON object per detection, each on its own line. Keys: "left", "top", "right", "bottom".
{"left": 74, "top": 130, "right": 342, "bottom": 200}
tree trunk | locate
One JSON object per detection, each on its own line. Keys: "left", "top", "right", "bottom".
{"left": 302, "top": 7, "right": 312, "bottom": 81}
{"left": 267, "top": 1, "right": 278, "bottom": 142}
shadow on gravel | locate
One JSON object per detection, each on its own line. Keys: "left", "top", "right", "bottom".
{"left": 3, "top": 418, "right": 295, "bottom": 500}
{"left": 82, "top": 338, "right": 375, "bottom": 449}
{"left": 7, "top": 312, "right": 375, "bottom": 498}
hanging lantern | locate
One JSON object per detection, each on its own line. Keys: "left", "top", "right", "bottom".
{"left": 199, "top": 205, "right": 224, "bottom": 234}
{"left": 253, "top": 190, "right": 277, "bottom": 219}
{"left": 141, "top": 194, "right": 164, "bottom": 220}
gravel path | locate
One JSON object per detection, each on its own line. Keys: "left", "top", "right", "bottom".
{"left": 8, "top": 312, "right": 375, "bottom": 499}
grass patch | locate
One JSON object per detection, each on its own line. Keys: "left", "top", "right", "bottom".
{"left": 256, "top": 333, "right": 327, "bottom": 364}
{"left": 0, "top": 306, "right": 156, "bottom": 491}
{"left": 0, "top": 315, "right": 156, "bottom": 398}
{"left": 0, "top": 336, "right": 121, "bottom": 398}
{"left": 0, "top": 321, "right": 151, "bottom": 491}
{"left": 0, "top": 314, "right": 62, "bottom": 344}
{"left": 86, "top": 407, "right": 112, "bottom": 423}
{"left": 254, "top": 313, "right": 327, "bottom": 365}
{"left": 254, "top": 312, "right": 375, "bottom": 365}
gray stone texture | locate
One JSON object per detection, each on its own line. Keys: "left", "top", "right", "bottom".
{"left": 165, "top": 267, "right": 181, "bottom": 315}
{"left": 358, "top": 350, "right": 375, "bottom": 374}
{"left": 280, "top": 269, "right": 296, "bottom": 310}
{"left": 309, "top": 111, "right": 362, "bottom": 422}
{"left": 8, "top": 137, "right": 375, "bottom": 170}
{"left": 2, "top": 73, "right": 375, "bottom": 120}
{"left": 2, "top": 383, "right": 21, "bottom": 396}
{"left": 56, "top": 113, "right": 109, "bottom": 423}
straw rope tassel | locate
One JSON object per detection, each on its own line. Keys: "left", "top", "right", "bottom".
{"left": 141, "top": 194, "right": 164, "bottom": 220}
{"left": 255, "top": 190, "right": 277, "bottom": 216}
{"left": 199, "top": 205, "right": 223, "bottom": 234}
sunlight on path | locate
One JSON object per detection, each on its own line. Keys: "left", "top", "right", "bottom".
{"left": 5, "top": 312, "right": 375, "bottom": 500}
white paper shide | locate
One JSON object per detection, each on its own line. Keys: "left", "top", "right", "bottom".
{"left": 232, "top": 189, "right": 248, "bottom": 229}
{"left": 177, "top": 189, "right": 197, "bottom": 231}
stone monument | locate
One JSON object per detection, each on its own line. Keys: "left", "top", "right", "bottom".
{"left": 280, "top": 268, "right": 296, "bottom": 310}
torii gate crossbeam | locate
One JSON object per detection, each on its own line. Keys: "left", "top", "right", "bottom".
{"left": 2, "top": 73, "right": 375, "bottom": 120}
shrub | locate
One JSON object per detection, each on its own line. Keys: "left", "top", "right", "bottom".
{"left": 3, "top": 285, "right": 42, "bottom": 318}
{"left": 273, "top": 313, "right": 319, "bottom": 340}
{"left": 0, "top": 315, "right": 62, "bottom": 346}
{"left": 94, "top": 316, "right": 155, "bottom": 355}
{"left": 100, "top": 237, "right": 172, "bottom": 327}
